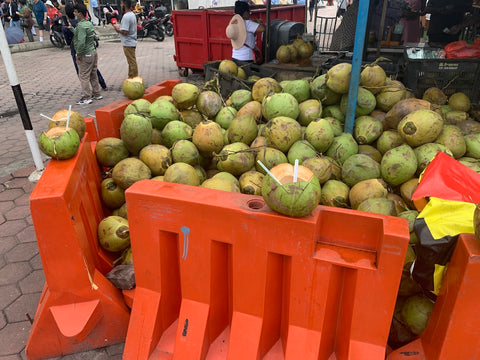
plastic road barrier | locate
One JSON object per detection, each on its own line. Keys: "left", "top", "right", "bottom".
{"left": 388, "top": 233, "right": 480, "bottom": 360}
{"left": 95, "top": 79, "right": 181, "bottom": 139}
{"left": 123, "top": 180, "right": 410, "bottom": 359}
{"left": 26, "top": 134, "right": 130, "bottom": 359}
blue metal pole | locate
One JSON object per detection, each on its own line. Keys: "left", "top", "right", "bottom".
{"left": 344, "top": 0, "right": 371, "bottom": 134}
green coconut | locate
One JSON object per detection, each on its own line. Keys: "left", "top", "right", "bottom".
{"left": 276, "top": 45, "right": 291, "bottom": 63}
{"left": 212, "top": 171, "right": 240, "bottom": 188}
{"left": 171, "top": 82, "right": 200, "bottom": 109}
{"left": 217, "top": 142, "right": 255, "bottom": 176}
{"left": 376, "top": 130, "right": 405, "bottom": 155}
{"left": 326, "top": 62, "right": 351, "bottom": 94}
{"left": 97, "top": 216, "right": 130, "bottom": 252}
{"left": 215, "top": 106, "right": 238, "bottom": 129}
{"left": 324, "top": 117, "right": 344, "bottom": 136}
{"left": 322, "top": 105, "right": 344, "bottom": 122}
{"left": 320, "top": 179, "right": 349, "bottom": 207}
{"left": 161, "top": 120, "right": 193, "bottom": 148}
{"left": 122, "top": 76, "right": 145, "bottom": 100}
{"left": 357, "top": 197, "right": 396, "bottom": 216}
{"left": 180, "top": 109, "right": 203, "bottom": 129}
{"left": 358, "top": 144, "right": 383, "bottom": 163}
{"left": 251, "top": 77, "right": 282, "bottom": 102}
{"left": 448, "top": 92, "right": 471, "bottom": 112}
{"left": 192, "top": 120, "right": 224, "bottom": 158}
{"left": 170, "top": 139, "right": 200, "bottom": 165}
{"left": 239, "top": 170, "right": 264, "bottom": 195}
{"left": 310, "top": 74, "right": 342, "bottom": 105}
{"left": 380, "top": 144, "right": 417, "bottom": 186}
{"left": 422, "top": 87, "right": 447, "bottom": 105}
{"left": 375, "top": 80, "right": 407, "bottom": 112}
{"left": 401, "top": 295, "right": 434, "bottom": 335}
{"left": 120, "top": 114, "right": 153, "bottom": 155}
{"left": 163, "top": 162, "right": 200, "bottom": 186}
{"left": 398, "top": 109, "right": 444, "bottom": 147}
{"left": 101, "top": 178, "right": 126, "bottom": 210}
{"left": 302, "top": 157, "right": 332, "bottom": 184}
{"left": 262, "top": 92, "right": 300, "bottom": 120}
{"left": 305, "top": 118, "right": 335, "bottom": 153}
{"left": 398, "top": 210, "right": 419, "bottom": 233}
{"left": 353, "top": 115, "right": 383, "bottom": 145}
{"left": 414, "top": 143, "right": 453, "bottom": 174}
{"left": 139, "top": 144, "right": 172, "bottom": 176}
{"left": 201, "top": 177, "right": 240, "bottom": 192}
{"left": 48, "top": 109, "right": 86, "bottom": 139}
{"left": 297, "top": 99, "right": 322, "bottom": 127}
{"left": 341, "top": 154, "right": 381, "bottom": 187}
{"left": 282, "top": 79, "right": 311, "bottom": 103}
{"left": 218, "top": 59, "right": 238, "bottom": 76}
{"left": 124, "top": 98, "right": 152, "bottom": 117}
{"left": 264, "top": 116, "right": 303, "bottom": 153}
{"left": 340, "top": 87, "right": 376, "bottom": 117}
{"left": 348, "top": 178, "right": 388, "bottom": 210}
{"left": 255, "top": 147, "right": 288, "bottom": 174}
{"left": 464, "top": 133, "right": 480, "bottom": 159}
{"left": 149, "top": 98, "right": 181, "bottom": 130}
{"left": 196, "top": 90, "right": 223, "bottom": 119}
{"left": 445, "top": 110, "right": 468, "bottom": 125}
{"left": 227, "top": 113, "right": 258, "bottom": 145}
{"left": 230, "top": 89, "right": 252, "bottom": 110}
{"left": 38, "top": 127, "right": 80, "bottom": 160}
{"left": 325, "top": 133, "right": 359, "bottom": 165}
{"left": 261, "top": 163, "right": 321, "bottom": 217}
{"left": 112, "top": 157, "right": 152, "bottom": 189}
{"left": 360, "top": 65, "right": 386, "bottom": 95}
{"left": 95, "top": 137, "right": 130, "bottom": 167}
{"left": 287, "top": 140, "right": 317, "bottom": 165}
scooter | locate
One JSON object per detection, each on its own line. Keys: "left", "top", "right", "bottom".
{"left": 50, "top": 16, "right": 99, "bottom": 49}
{"left": 160, "top": 13, "right": 173, "bottom": 36}
{"left": 136, "top": 16, "right": 164, "bottom": 41}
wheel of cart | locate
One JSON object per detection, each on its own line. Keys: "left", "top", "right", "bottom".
{"left": 178, "top": 67, "right": 189, "bottom": 77}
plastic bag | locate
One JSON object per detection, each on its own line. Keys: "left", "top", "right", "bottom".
{"left": 444, "top": 40, "right": 480, "bottom": 59}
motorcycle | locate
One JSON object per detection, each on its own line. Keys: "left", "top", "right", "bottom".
{"left": 50, "top": 16, "right": 99, "bottom": 49}
{"left": 160, "top": 13, "right": 173, "bottom": 37}
{"left": 136, "top": 16, "right": 164, "bottom": 41}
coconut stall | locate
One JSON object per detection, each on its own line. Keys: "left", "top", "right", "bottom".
{"left": 22, "top": 0, "right": 480, "bottom": 358}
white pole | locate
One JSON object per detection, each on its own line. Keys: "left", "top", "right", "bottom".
{"left": 0, "top": 21, "right": 45, "bottom": 172}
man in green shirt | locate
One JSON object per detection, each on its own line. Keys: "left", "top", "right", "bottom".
{"left": 73, "top": 3, "right": 102, "bottom": 105}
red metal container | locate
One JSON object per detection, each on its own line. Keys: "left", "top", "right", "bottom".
{"left": 171, "top": 5, "right": 305, "bottom": 75}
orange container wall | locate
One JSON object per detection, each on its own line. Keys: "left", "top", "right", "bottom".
{"left": 26, "top": 138, "right": 130, "bottom": 359}
{"left": 123, "top": 180, "right": 410, "bottom": 359}
{"left": 95, "top": 79, "right": 181, "bottom": 139}
{"left": 172, "top": 5, "right": 306, "bottom": 70}
{"left": 387, "top": 233, "right": 480, "bottom": 360}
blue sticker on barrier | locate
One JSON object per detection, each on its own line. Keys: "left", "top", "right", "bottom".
{"left": 180, "top": 226, "right": 190, "bottom": 260}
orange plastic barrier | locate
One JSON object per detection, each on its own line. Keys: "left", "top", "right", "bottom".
{"left": 95, "top": 79, "right": 181, "bottom": 138}
{"left": 388, "top": 233, "right": 480, "bottom": 360}
{"left": 123, "top": 180, "right": 410, "bottom": 359}
{"left": 26, "top": 137, "right": 130, "bottom": 359}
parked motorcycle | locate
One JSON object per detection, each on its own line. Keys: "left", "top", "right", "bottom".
{"left": 160, "top": 13, "right": 173, "bottom": 36}
{"left": 136, "top": 16, "right": 164, "bottom": 41}
{"left": 50, "top": 16, "right": 99, "bottom": 49}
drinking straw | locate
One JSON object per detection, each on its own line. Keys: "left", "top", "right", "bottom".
{"left": 66, "top": 105, "right": 72, "bottom": 130}
{"left": 39, "top": 113, "right": 54, "bottom": 122}
{"left": 293, "top": 159, "right": 299, "bottom": 183}
{"left": 256, "top": 160, "right": 283, "bottom": 187}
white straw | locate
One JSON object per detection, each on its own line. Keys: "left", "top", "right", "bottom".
{"left": 256, "top": 160, "right": 283, "bottom": 187}
{"left": 293, "top": 159, "right": 299, "bottom": 183}
{"left": 66, "top": 105, "right": 72, "bottom": 130}
{"left": 39, "top": 113, "right": 54, "bottom": 122}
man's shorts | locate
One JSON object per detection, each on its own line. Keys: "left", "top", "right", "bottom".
{"left": 38, "top": 20, "right": 50, "bottom": 31}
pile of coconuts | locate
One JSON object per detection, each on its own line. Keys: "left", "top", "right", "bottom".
{"left": 275, "top": 36, "right": 314, "bottom": 64}
{"left": 93, "top": 61, "right": 480, "bottom": 349}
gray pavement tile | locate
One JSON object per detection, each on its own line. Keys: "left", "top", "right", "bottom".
{"left": 0, "top": 219, "right": 27, "bottom": 238}
{"left": 0, "top": 285, "right": 20, "bottom": 310}
{"left": 2, "top": 179, "right": 30, "bottom": 190}
{"left": 0, "top": 262, "right": 31, "bottom": 286}
{"left": 18, "top": 270, "right": 45, "bottom": 294}
{"left": 0, "top": 321, "right": 31, "bottom": 356}
{"left": 29, "top": 254, "right": 43, "bottom": 271}
{"left": 0, "top": 354, "right": 22, "bottom": 360}
{"left": 0, "top": 201, "right": 15, "bottom": 215}
{"left": 4, "top": 206, "right": 30, "bottom": 222}
{"left": 62, "top": 348, "right": 112, "bottom": 360}
{"left": 0, "top": 237, "right": 17, "bottom": 255}
{"left": 15, "top": 225, "right": 36, "bottom": 244}
{"left": 5, "top": 243, "right": 39, "bottom": 263}
{"left": 11, "top": 166, "right": 36, "bottom": 178}
{"left": 0, "top": 174, "right": 13, "bottom": 184}
{"left": 0, "top": 189, "right": 24, "bottom": 202}
{"left": 0, "top": 312, "right": 6, "bottom": 330}
{"left": 0, "top": 214, "right": 5, "bottom": 226}
{"left": 4, "top": 293, "right": 41, "bottom": 323}
{"left": 105, "top": 342, "right": 124, "bottom": 357}
{"left": 13, "top": 194, "right": 31, "bottom": 207}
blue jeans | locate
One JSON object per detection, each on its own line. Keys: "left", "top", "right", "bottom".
{"left": 10, "top": 20, "right": 20, "bottom": 28}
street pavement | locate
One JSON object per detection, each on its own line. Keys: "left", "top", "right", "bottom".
{"left": 0, "top": 7, "right": 335, "bottom": 359}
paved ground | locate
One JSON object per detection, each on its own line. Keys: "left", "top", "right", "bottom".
{"left": 0, "top": 7, "right": 335, "bottom": 359}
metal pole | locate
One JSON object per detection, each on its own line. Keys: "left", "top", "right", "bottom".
{"left": 344, "top": 0, "right": 370, "bottom": 134}
{"left": 265, "top": 0, "right": 271, "bottom": 63}
{"left": 0, "top": 22, "right": 44, "bottom": 172}
{"left": 376, "top": 0, "right": 388, "bottom": 57}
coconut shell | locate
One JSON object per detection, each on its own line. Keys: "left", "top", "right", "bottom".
{"left": 349, "top": 178, "right": 388, "bottom": 210}
{"left": 384, "top": 98, "right": 432, "bottom": 130}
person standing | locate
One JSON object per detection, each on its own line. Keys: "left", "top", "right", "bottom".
{"left": 90, "top": 0, "right": 100, "bottom": 25}
{"left": 32, "top": 0, "right": 49, "bottom": 41}
{"left": 112, "top": 0, "right": 138, "bottom": 78}
{"left": 226, "top": 1, "right": 265, "bottom": 65}
{"left": 309, "top": 0, "right": 315, "bottom": 21}
{"left": 6, "top": 0, "right": 20, "bottom": 28}
{"left": 17, "top": 0, "right": 33, "bottom": 41}
{"left": 73, "top": 2, "right": 102, "bottom": 104}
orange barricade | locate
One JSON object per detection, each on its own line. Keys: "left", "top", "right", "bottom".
{"left": 388, "top": 233, "right": 480, "bottom": 360}
{"left": 26, "top": 137, "right": 130, "bottom": 359}
{"left": 123, "top": 180, "right": 410, "bottom": 360}
{"left": 95, "top": 79, "right": 181, "bottom": 138}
